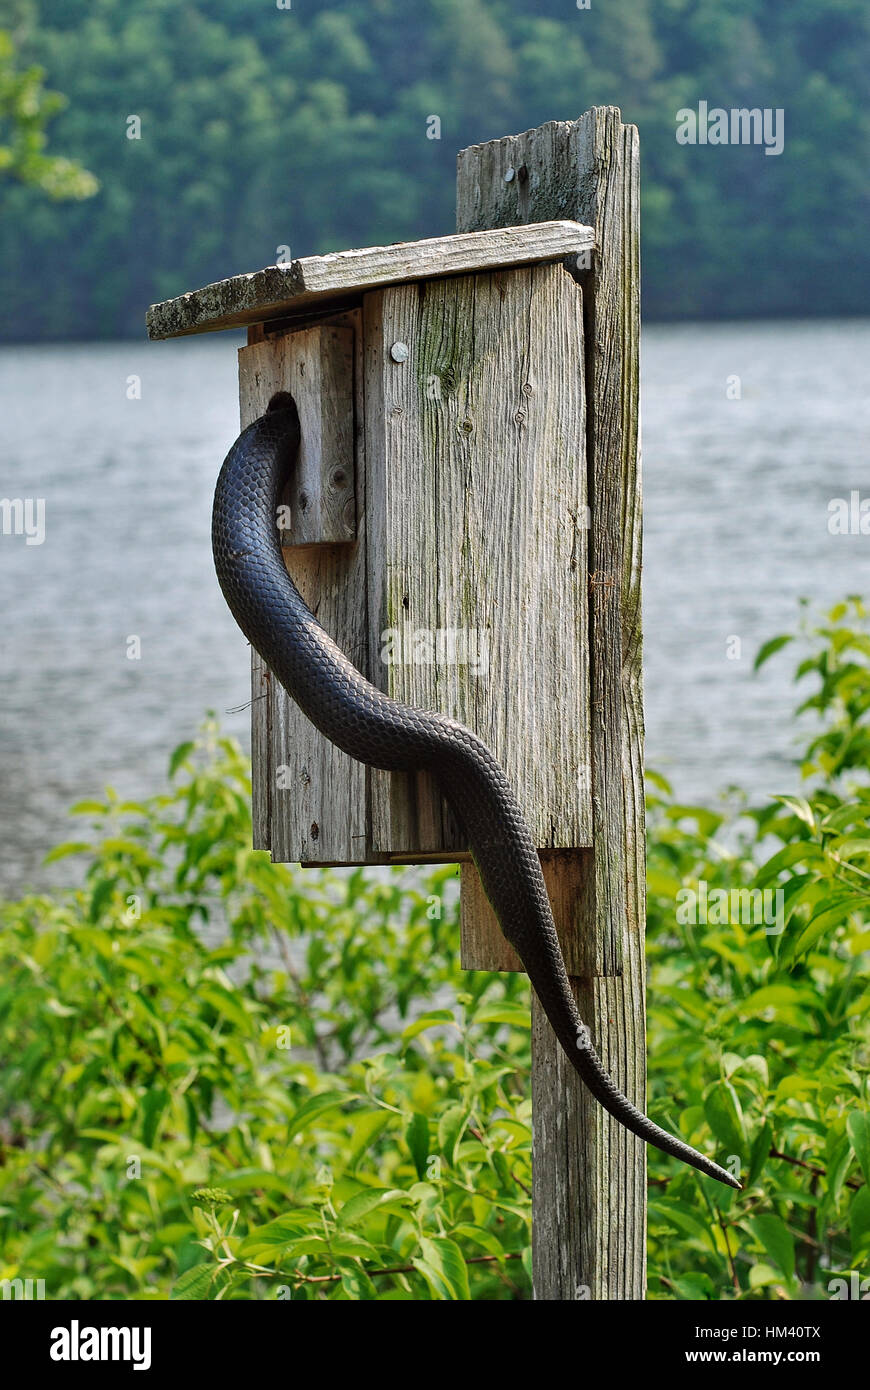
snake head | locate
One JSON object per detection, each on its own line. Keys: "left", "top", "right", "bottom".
{"left": 266, "top": 390, "right": 300, "bottom": 425}
{"left": 264, "top": 392, "right": 302, "bottom": 467}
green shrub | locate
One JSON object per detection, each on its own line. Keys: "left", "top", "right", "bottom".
{"left": 0, "top": 601, "right": 867, "bottom": 1300}
{"left": 645, "top": 598, "right": 870, "bottom": 1299}
{"left": 0, "top": 729, "right": 532, "bottom": 1301}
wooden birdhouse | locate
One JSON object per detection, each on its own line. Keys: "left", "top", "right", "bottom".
{"left": 147, "top": 107, "right": 644, "bottom": 1302}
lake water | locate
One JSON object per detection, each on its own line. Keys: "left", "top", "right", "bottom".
{"left": 1, "top": 321, "right": 868, "bottom": 895}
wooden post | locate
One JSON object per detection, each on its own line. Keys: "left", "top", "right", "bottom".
{"left": 146, "top": 128, "right": 645, "bottom": 1300}
{"left": 456, "top": 108, "right": 645, "bottom": 1300}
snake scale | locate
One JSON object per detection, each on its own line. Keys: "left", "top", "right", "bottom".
{"left": 212, "top": 393, "right": 740, "bottom": 1191}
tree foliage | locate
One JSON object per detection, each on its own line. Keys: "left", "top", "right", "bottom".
{"left": 645, "top": 599, "right": 870, "bottom": 1299}
{"left": 1, "top": 0, "right": 868, "bottom": 338}
{"left": 0, "top": 603, "right": 868, "bottom": 1299}
{"left": 0, "top": 27, "right": 96, "bottom": 200}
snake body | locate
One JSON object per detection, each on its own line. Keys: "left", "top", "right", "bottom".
{"left": 212, "top": 396, "right": 739, "bottom": 1190}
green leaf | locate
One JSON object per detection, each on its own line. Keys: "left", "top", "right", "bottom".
{"left": 786, "top": 894, "right": 867, "bottom": 966}
{"left": 821, "top": 802, "right": 870, "bottom": 834}
{"left": 672, "top": 1272, "right": 714, "bottom": 1299}
{"left": 847, "top": 1112, "right": 870, "bottom": 1186}
{"left": 340, "top": 1265, "right": 379, "bottom": 1300}
{"left": 199, "top": 983, "right": 254, "bottom": 1031}
{"left": 45, "top": 997, "right": 76, "bottom": 1017}
{"left": 450, "top": 1223, "right": 506, "bottom": 1258}
{"left": 284, "top": 1090, "right": 349, "bottom": 1142}
{"left": 169, "top": 741, "right": 195, "bottom": 777}
{"left": 141, "top": 1086, "right": 168, "bottom": 1149}
{"left": 170, "top": 1263, "right": 214, "bottom": 1301}
{"left": 727, "top": 983, "right": 809, "bottom": 1027}
{"left": 747, "top": 1119, "right": 773, "bottom": 1188}
{"left": 338, "top": 1188, "right": 414, "bottom": 1228}
{"left": 849, "top": 1188, "right": 870, "bottom": 1262}
{"left": 184, "top": 1092, "right": 198, "bottom": 1144}
{"left": 831, "top": 838, "right": 870, "bottom": 862}
{"left": 754, "top": 634, "right": 793, "bottom": 671}
{"left": 473, "top": 1002, "right": 531, "bottom": 1028}
{"left": 490, "top": 1149, "right": 511, "bottom": 1189}
{"left": 773, "top": 795, "right": 817, "bottom": 831}
{"left": 756, "top": 841, "right": 824, "bottom": 887}
{"left": 773, "top": 1074, "right": 818, "bottom": 1104}
{"left": 648, "top": 1198, "right": 716, "bottom": 1252}
{"left": 279, "top": 1235, "right": 329, "bottom": 1259}
{"left": 413, "top": 1237, "right": 470, "bottom": 1300}
{"left": 825, "top": 1135, "right": 854, "bottom": 1208}
{"left": 88, "top": 876, "right": 117, "bottom": 923}
{"left": 405, "top": 1112, "right": 430, "bottom": 1181}
{"left": 748, "top": 1215, "right": 795, "bottom": 1282}
{"left": 237, "top": 1213, "right": 321, "bottom": 1258}
{"left": 42, "top": 840, "right": 91, "bottom": 864}
{"left": 347, "top": 1109, "right": 393, "bottom": 1165}
{"left": 748, "top": 1263, "right": 781, "bottom": 1290}
{"left": 724, "top": 1052, "right": 768, "bottom": 1086}
{"left": 327, "top": 1232, "right": 381, "bottom": 1260}
{"left": 400, "top": 1009, "right": 455, "bottom": 1042}
{"left": 704, "top": 1081, "right": 747, "bottom": 1158}
{"left": 437, "top": 1105, "right": 469, "bottom": 1166}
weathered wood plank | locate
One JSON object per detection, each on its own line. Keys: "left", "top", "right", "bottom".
{"left": 363, "top": 263, "right": 591, "bottom": 859}
{"left": 244, "top": 332, "right": 272, "bottom": 856}
{"left": 531, "top": 973, "right": 646, "bottom": 1302}
{"left": 250, "top": 647, "right": 272, "bottom": 852}
{"left": 271, "top": 323, "right": 355, "bottom": 547}
{"left": 242, "top": 311, "right": 371, "bottom": 866}
{"left": 146, "top": 221, "right": 595, "bottom": 340}
{"left": 460, "top": 850, "right": 593, "bottom": 975}
{"left": 457, "top": 109, "right": 646, "bottom": 1301}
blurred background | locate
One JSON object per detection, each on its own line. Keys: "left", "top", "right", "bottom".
{"left": 1, "top": 0, "right": 869, "bottom": 893}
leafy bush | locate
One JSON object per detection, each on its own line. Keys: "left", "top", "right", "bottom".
{"left": 646, "top": 598, "right": 870, "bottom": 1299}
{"left": 0, "top": 601, "right": 867, "bottom": 1300}
{"left": 0, "top": 730, "right": 532, "bottom": 1301}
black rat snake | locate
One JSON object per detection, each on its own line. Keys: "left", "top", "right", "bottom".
{"left": 212, "top": 393, "right": 739, "bottom": 1191}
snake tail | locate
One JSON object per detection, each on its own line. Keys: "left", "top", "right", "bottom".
{"left": 212, "top": 400, "right": 740, "bottom": 1192}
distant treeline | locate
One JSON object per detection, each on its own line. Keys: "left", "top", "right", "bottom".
{"left": 2, "top": 0, "right": 869, "bottom": 340}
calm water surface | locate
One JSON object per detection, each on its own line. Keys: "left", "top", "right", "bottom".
{"left": 1, "top": 321, "right": 867, "bottom": 894}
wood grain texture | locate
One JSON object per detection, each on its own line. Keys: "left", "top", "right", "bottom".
{"left": 531, "top": 976, "right": 646, "bottom": 1302}
{"left": 270, "top": 324, "right": 355, "bottom": 547}
{"left": 147, "top": 222, "right": 595, "bottom": 339}
{"left": 457, "top": 109, "right": 646, "bottom": 1301}
{"left": 243, "top": 311, "right": 372, "bottom": 866}
{"left": 362, "top": 264, "right": 591, "bottom": 859}
{"left": 250, "top": 648, "right": 272, "bottom": 852}
{"left": 460, "top": 850, "right": 593, "bottom": 975}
